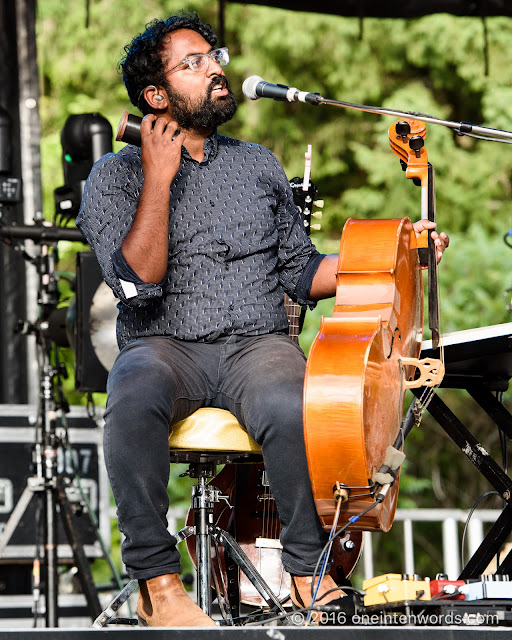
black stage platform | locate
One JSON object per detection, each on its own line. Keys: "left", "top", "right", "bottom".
{"left": 0, "top": 628, "right": 511, "bottom": 639}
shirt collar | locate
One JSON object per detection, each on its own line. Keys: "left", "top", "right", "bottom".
{"left": 181, "top": 130, "right": 219, "bottom": 165}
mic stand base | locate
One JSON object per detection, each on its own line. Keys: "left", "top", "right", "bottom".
{"left": 0, "top": 472, "right": 102, "bottom": 626}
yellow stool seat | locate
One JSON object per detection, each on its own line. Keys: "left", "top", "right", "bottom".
{"left": 169, "top": 408, "right": 262, "bottom": 458}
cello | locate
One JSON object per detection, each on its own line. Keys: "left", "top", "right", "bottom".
{"left": 303, "top": 119, "right": 444, "bottom": 535}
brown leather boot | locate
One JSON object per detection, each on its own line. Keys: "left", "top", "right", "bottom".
{"left": 137, "top": 573, "right": 216, "bottom": 627}
{"left": 291, "top": 574, "right": 346, "bottom": 623}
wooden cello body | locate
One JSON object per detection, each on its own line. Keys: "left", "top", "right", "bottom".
{"left": 303, "top": 118, "right": 445, "bottom": 534}
{"left": 303, "top": 216, "right": 423, "bottom": 532}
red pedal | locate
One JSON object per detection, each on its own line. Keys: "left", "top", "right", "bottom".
{"left": 430, "top": 578, "right": 466, "bottom": 600}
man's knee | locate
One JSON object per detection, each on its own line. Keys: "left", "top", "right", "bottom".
{"left": 247, "top": 377, "right": 303, "bottom": 442}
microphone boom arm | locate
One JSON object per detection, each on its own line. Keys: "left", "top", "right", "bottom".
{"left": 316, "top": 95, "right": 512, "bottom": 143}
{"left": 243, "top": 74, "right": 512, "bottom": 143}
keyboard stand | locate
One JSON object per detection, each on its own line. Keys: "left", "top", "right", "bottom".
{"left": 417, "top": 323, "right": 512, "bottom": 578}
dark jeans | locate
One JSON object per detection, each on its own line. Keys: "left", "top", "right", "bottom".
{"left": 104, "top": 333, "right": 328, "bottom": 579}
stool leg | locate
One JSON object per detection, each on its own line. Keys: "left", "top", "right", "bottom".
{"left": 192, "top": 477, "right": 213, "bottom": 614}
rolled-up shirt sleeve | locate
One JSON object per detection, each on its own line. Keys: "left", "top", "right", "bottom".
{"left": 293, "top": 252, "right": 326, "bottom": 306}
{"left": 76, "top": 150, "right": 164, "bottom": 307}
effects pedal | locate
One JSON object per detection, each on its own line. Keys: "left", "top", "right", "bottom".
{"left": 461, "top": 575, "right": 512, "bottom": 601}
{"left": 429, "top": 574, "right": 466, "bottom": 600}
{"left": 363, "top": 573, "right": 431, "bottom": 606}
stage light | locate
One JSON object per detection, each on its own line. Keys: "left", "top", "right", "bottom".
{"left": 56, "top": 113, "right": 113, "bottom": 219}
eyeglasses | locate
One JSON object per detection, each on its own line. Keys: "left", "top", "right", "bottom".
{"left": 164, "top": 47, "right": 229, "bottom": 76}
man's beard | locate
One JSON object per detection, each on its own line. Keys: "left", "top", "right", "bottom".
{"left": 165, "top": 75, "right": 238, "bottom": 130}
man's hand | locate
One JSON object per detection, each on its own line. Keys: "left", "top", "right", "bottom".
{"left": 140, "top": 114, "right": 186, "bottom": 185}
{"left": 120, "top": 115, "right": 186, "bottom": 284}
{"left": 413, "top": 219, "right": 450, "bottom": 264}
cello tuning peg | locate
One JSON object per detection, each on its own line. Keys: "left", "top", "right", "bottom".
{"left": 313, "top": 199, "right": 324, "bottom": 208}
{"left": 312, "top": 211, "right": 323, "bottom": 219}
{"left": 409, "top": 135, "right": 424, "bottom": 158}
{"left": 310, "top": 223, "right": 321, "bottom": 231}
{"left": 396, "top": 121, "right": 411, "bottom": 138}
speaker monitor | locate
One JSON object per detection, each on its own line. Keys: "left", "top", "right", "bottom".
{"left": 74, "top": 252, "right": 118, "bottom": 393}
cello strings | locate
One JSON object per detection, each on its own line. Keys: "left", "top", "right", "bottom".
{"left": 417, "top": 176, "right": 445, "bottom": 417}
{"left": 414, "top": 253, "right": 445, "bottom": 422}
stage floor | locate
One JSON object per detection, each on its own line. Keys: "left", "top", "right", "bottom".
{"left": 0, "top": 625, "right": 512, "bottom": 639}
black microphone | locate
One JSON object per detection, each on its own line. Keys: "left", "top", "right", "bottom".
{"left": 242, "top": 76, "right": 322, "bottom": 105}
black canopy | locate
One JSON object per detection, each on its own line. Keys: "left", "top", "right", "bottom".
{"left": 227, "top": 1, "right": 512, "bottom": 18}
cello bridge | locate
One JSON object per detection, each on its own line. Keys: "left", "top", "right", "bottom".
{"left": 400, "top": 357, "right": 445, "bottom": 389}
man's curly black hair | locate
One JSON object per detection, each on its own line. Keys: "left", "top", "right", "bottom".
{"left": 119, "top": 12, "right": 217, "bottom": 114}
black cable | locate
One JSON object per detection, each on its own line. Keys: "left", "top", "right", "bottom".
{"left": 308, "top": 499, "right": 379, "bottom": 611}
{"left": 461, "top": 490, "right": 502, "bottom": 568}
{"left": 243, "top": 605, "right": 311, "bottom": 626}
{"left": 242, "top": 594, "right": 364, "bottom": 628}
{"left": 454, "top": 131, "right": 512, "bottom": 144}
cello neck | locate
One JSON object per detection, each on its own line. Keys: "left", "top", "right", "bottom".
{"left": 426, "top": 164, "right": 440, "bottom": 348}
{"left": 389, "top": 119, "right": 440, "bottom": 348}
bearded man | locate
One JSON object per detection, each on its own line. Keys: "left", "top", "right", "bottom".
{"left": 77, "top": 12, "right": 448, "bottom": 627}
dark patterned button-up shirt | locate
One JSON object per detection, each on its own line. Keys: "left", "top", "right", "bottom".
{"left": 77, "top": 133, "right": 323, "bottom": 348}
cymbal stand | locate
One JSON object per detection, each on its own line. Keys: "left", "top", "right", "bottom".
{"left": 0, "top": 227, "right": 102, "bottom": 626}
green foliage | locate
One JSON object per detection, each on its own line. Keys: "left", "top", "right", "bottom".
{"left": 438, "top": 224, "right": 512, "bottom": 333}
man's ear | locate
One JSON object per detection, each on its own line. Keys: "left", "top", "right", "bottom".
{"left": 143, "top": 85, "right": 168, "bottom": 110}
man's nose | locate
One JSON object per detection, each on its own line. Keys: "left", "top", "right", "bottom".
{"left": 207, "top": 57, "right": 224, "bottom": 76}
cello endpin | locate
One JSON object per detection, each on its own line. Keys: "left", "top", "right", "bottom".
{"left": 333, "top": 482, "right": 350, "bottom": 503}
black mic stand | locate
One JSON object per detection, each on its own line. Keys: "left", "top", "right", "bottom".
{"left": 246, "top": 79, "right": 512, "bottom": 143}
{"left": 315, "top": 95, "right": 512, "bottom": 143}
{"left": 0, "top": 224, "right": 101, "bottom": 627}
